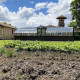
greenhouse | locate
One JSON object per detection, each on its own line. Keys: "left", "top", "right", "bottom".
{"left": 14, "top": 15, "right": 73, "bottom": 41}
{"left": 14, "top": 26, "right": 73, "bottom": 41}
{"left": 15, "top": 26, "right": 73, "bottom": 36}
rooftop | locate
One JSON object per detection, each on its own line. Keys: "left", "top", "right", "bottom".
{"left": 45, "top": 25, "right": 56, "bottom": 28}
{"left": 56, "top": 15, "right": 67, "bottom": 19}
{"left": 15, "top": 27, "right": 73, "bottom": 34}
{"left": 0, "top": 22, "right": 17, "bottom": 29}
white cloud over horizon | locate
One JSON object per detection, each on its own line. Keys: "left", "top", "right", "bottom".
{"left": 0, "top": 0, "right": 73, "bottom": 28}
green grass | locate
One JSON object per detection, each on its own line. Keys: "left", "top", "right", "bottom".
{"left": 6, "top": 49, "right": 14, "bottom": 57}
{"left": 51, "top": 75, "right": 55, "bottom": 80}
{"left": 24, "top": 54, "right": 27, "bottom": 60}
{"left": 0, "top": 40, "right": 80, "bottom": 52}
{"left": 0, "top": 47, "right": 5, "bottom": 54}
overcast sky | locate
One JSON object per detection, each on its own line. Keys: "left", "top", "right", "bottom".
{"left": 0, "top": 0, "right": 73, "bottom": 28}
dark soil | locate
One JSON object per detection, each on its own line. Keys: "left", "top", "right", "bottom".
{"left": 0, "top": 50, "right": 80, "bottom": 80}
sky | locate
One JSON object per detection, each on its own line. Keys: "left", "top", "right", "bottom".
{"left": 0, "top": 0, "right": 73, "bottom": 28}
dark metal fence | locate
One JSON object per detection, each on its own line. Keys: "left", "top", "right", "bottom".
{"left": 15, "top": 36, "right": 73, "bottom": 41}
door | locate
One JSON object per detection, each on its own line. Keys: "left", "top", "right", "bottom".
{"left": 37, "top": 28, "right": 42, "bottom": 36}
{"left": 37, "top": 27, "right": 46, "bottom": 36}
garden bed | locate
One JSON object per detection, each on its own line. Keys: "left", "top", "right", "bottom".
{"left": 0, "top": 49, "right": 80, "bottom": 80}
{"left": 0, "top": 40, "right": 80, "bottom": 80}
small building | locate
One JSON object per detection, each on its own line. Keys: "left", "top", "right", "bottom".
{"left": 0, "top": 22, "right": 17, "bottom": 40}
{"left": 15, "top": 15, "right": 73, "bottom": 41}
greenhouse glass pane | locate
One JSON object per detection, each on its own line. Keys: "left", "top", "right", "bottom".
{"left": 46, "top": 27, "right": 73, "bottom": 36}
{"left": 15, "top": 27, "right": 37, "bottom": 34}
{"left": 15, "top": 27, "right": 73, "bottom": 36}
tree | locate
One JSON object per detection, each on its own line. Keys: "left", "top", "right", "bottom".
{"left": 68, "top": 21, "right": 77, "bottom": 28}
{"left": 70, "top": 0, "right": 80, "bottom": 28}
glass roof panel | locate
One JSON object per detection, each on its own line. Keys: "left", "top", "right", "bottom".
{"left": 15, "top": 27, "right": 37, "bottom": 33}
{"left": 46, "top": 27, "right": 73, "bottom": 33}
{"left": 15, "top": 27, "right": 73, "bottom": 34}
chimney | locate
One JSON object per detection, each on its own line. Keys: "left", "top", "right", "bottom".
{"left": 56, "top": 15, "right": 67, "bottom": 27}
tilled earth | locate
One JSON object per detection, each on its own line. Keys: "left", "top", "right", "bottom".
{"left": 0, "top": 50, "right": 80, "bottom": 80}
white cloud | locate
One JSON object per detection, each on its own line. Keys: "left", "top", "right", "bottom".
{"left": 10, "top": 7, "right": 35, "bottom": 28}
{"left": 35, "top": 2, "right": 48, "bottom": 10}
{"left": 26, "top": 12, "right": 57, "bottom": 27}
{"left": 28, "top": 0, "right": 73, "bottom": 27}
{"left": 0, "top": 5, "right": 35, "bottom": 27}
{"left": 47, "top": 0, "right": 73, "bottom": 26}
{"left": 0, "top": 0, "right": 73, "bottom": 28}
{"left": 0, "top": 6, "right": 11, "bottom": 21}
{"left": 30, "top": 1, "right": 35, "bottom": 4}
{"left": 47, "top": 2, "right": 56, "bottom": 8}
{"left": 0, "top": 0, "right": 6, "bottom": 3}
{"left": 17, "top": 6, "right": 35, "bottom": 19}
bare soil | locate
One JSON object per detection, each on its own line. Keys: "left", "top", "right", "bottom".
{"left": 0, "top": 50, "right": 80, "bottom": 80}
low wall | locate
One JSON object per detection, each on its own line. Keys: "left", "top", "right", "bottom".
{"left": 14, "top": 36, "right": 74, "bottom": 41}
{"left": 74, "top": 36, "right": 80, "bottom": 41}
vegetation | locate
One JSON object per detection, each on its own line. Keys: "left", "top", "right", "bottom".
{"left": 68, "top": 21, "right": 77, "bottom": 28}
{"left": 3, "top": 22, "right": 11, "bottom": 26}
{"left": 0, "top": 40, "right": 80, "bottom": 52}
{"left": 9, "top": 24, "right": 11, "bottom": 26}
{"left": 0, "top": 40, "right": 80, "bottom": 80}
{"left": 0, "top": 47, "right": 5, "bottom": 54}
{"left": 3, "top": 22, "right": 7, "bottom": 24}
{"left": 70, "top": 0, "right": 80, "bottom": 28}
{"left": 6, "top": 49, "right": 14, "bottom": 58}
